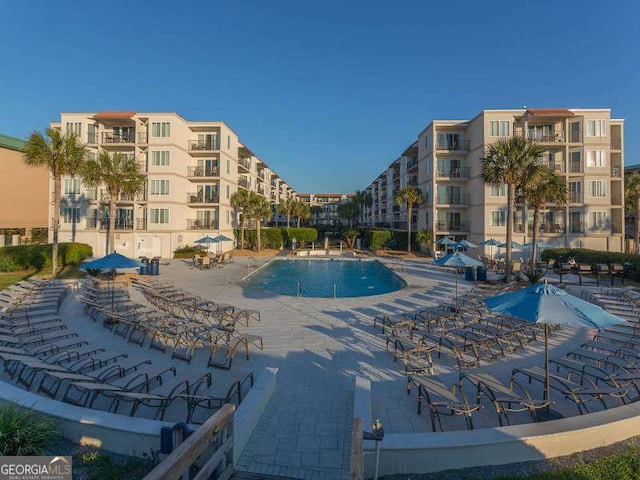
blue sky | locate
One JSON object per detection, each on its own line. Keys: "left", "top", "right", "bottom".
{"left": 0, "top": 0, "right": 638, "bottom": 192}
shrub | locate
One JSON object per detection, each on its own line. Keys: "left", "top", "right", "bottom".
{"left": 368, "top": 230, "right": 393, "bottom": 250}
{"left": 173, "top": 245, "right": 203, "bottom": 259}
{"left": 343, "top": 229, "right": 360, "bottom": 248}
{"left": 240, "top": 228, "right": 285, "bottom": 250}
{"left": 0, "top": 243, "right": 92, "bottom": 272}
{"left": 282, "top": 228, "right": 318, "bottom": 247}
{"left": 541, "top": 248, "right": 640, "bottom": 282}
{"left": 0, "top": 403, "right": 59, "bottom": 455}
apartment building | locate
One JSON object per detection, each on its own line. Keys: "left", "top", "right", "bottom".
{"left": 363, "top": 109, "right": 625, "bottom": 252}
{"left": 298, "top": 193, "right": 354, "bottom": 226}
{"left": 0, "top": 133, "right": 49, "bottom": 241}
{"left": 51, "top": 112, "right": 295, "bottom": 258}
{"left": 624, "top": 163, "right": 640, "bottom": 251}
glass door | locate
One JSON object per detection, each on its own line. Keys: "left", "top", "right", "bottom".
{"left": 570, "top": 122, "right": 581, "bottom": 142}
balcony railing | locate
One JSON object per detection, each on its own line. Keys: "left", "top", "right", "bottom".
{"left": 138, "top": 132, "right": 148, "bottom": 144}
{"left": 87, "top": 133, "right": 98, "bottom": 144}
{"left": 257, "top": 170, "right": 265, "bottom": 180}
{"left": 568, "top": 224, "right": 584, "bottom": 234}
{"left": 187, "top": 166, "right": 219, "bottom": 177}
{"left": 238, "top": 157, "right": 251, "bottom": 170}
{"left": 188, "top": 139, "right": 220, "bottom": 151}
{"left": 569, "top": 130, "right": 583, "bottom": 143}
{"left": 407, "top": 178, "right": 419, "bottom": 186}
{"left": 516, "top": 224, "right": 566, "bottom": 234}
{"left": 611, "top": 139, "right": 622, "bottom": 150}
{"left": 238, "top": 178, "right": 250, "bottom": 189}
{"left": 187, "top": 219, "right": 218, "bottom": 230}
{"left": 407, "top": 158, "right": 418, "bottom": 169}
{"left": 612, "top": 166, "right": 622, "bottom": 178}
{"left": 187, "top": 193, "right": 219, "bottom": 204}
{"left": 527, "top": 132, "right": 565, "bottom": 143}
{"left": 92, "top": 218, "right": 134, "bottom": 230}
{"left": 436, "top": 167, "right": 470, "bottom": 179}
{"left": 101, "top": 132, "right": 136, "bottom": 144}
{"left": 436, "top": 221, "right": 469, "bottom": 232}
{"left": 436, "top": 139, "right": 470, "bottom": 151}
{"left": 569, "top": 192, "right": 583, "bottom": 203}
{"left": 568, "top": 162, "right": 583, "bottom": 174}
{"left": 437, "top": 193, "right": 470, "bottom": 205}
{"left": 100, "top": 191, "right": 139, "bottom": 202}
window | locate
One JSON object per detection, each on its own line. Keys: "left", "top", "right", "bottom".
{"left": 151, "top": 150, "right": 170, "bottom": 166}
{"left": 150, "top": 180, "right": 170, "bottom": 195}
{"left": 64, "top": 178, "right": 81, "bottom": 195}
{"left": 586, "top": 120, "right": 606, "bottom": 137}
{"left": 569, "top": 181, "right": 582, "bottom": 203}
{"left": 226, "top": 184, "right": 230, "bottom": 200}
{"left": 61, "top": 207, "right": 80, "bottom": 223}
{"left": 226, "top": 210, "right": 230, "bottom": 225}
{"left": 490, "top": 211, "right": 507, "bottom": 227}
{"left": 65, "top": 122, "right": 82, "bottom": 136}
{"left": 151, "top": 122, "right": 170, "bottom": 137}
{"left": 490, "top": 184, "right": 507, "bottom": 196}
{"left": 150, "top": 208, "right": 170, "bottom": 224}
{"left": 227, "top": 135, "right": 230, "bottom": 149}
{"left": 569, "top": 151, "right": 582, "bottom": 172}
{"left": 587, "top": 180, "right": 607, "bottom": 198}
{"left": 586, "top": 150, "right": 606, "bottom": 168}
{"left": 489, "top": 121, "right": 510, "bottom": 137}
{"left": 589, "top": 211, "right": 608, "bottom": 229}
{"left": 227, "top": 160, "right": 230, "bottom": 175}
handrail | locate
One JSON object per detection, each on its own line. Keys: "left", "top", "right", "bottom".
{"left": 350, "top": 417, "right": 364, "bottom": 480}
{"left": 143, "top": 403, "right": 235, "bottom": 480}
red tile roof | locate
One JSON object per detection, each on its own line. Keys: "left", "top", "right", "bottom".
{"left": 526, "top": 108, "right": 574, "bottom": 117}
{"left": 93, "top": 111, "right": 136, "bottom": 119}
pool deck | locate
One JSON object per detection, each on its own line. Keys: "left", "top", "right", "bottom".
{"left": 150, "top": 255, "right": 602, "bottom": 480}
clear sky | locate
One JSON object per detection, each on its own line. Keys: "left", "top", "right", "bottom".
{"left": 0, "top": 0, "right": 638, "bottom": 193}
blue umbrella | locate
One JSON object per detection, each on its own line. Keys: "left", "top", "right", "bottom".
{"left": 213, "top": 234, "right": 234, "bottom": 242}
{"left": 479, "top": 238, "right": 500, "bottom": 259}
{"left": 80, "top": 253, "right": 144, "bottom": 308}
{"left": 434, "top": 252, "right": 483, "bottom": 308}
{"left": 460, "top": 239, "right": 478, "bottom": 249}
{"left": 497, "top": 241, "right": 523, "bottom": 249}
{"left": 485, "top": 281, "right": 624, "bottom": 401}
{"left": 194, "top": 236, "right": 218, "bottom": 244}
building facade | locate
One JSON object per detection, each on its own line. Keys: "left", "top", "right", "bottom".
{"left": 0, "top": 133, "right": 49, "bottom": 240}
{"left": 363, "top": 109, "right": 625, "bottom": 253}
{"left": 298, "top": 193, "right": 354, "bottom": 226}
{"left": 51, "top": 112, "right": 295, "bottom": 258}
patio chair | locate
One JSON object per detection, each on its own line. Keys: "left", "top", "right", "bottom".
{"left": 180, "top": 373, "right": 254, "bottom": 424}
{"left": 409, "top": 375, "right": 480, "bottom": 431}
{"left": 207, "top": 333, "right": 264, "bottom": 370}
{"left": 459, "top": 372, "right": 552, "bottom": 426}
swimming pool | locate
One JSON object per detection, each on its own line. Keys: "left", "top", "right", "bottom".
{"left": 243, "top": 258, "right": 406, "bottom": 298}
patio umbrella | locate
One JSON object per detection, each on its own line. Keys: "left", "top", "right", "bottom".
{"left": 434, "top": 252, "right": 483, "bottom": 309}
{"left": 485, "top": 281, "right": 624, "bottom": 401}
{"left": 459, "top": 239, "right": 478, "bottom": 249}
{"left": 497, "top": 241, "right": 523, "bottom": 249}
{"left": 194, "top": 235, "right": 218, "bottom": 253}
{"left": 436, "top": 237, "right": 456, "bottom": 245}
{"left": 479, "top": 238, "right": 500, "bottom": 259}
{"left": 80, "top": 253, "right": 144, "bottom": 308}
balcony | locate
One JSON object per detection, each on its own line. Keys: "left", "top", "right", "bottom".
{"left": 407, "top": 178, "right": 419, "bottom": 186}
{"left": 100, "top": 191, "right": 139, "bottom": 202}
{"left": 527, "top": 132, "right": 565, "bottom": 143}
{"left": 569, "top": 192, "right": 583, "bottom": 203}
{"left": 187, "top": 166, "right": 219, "bottom": 178}
{"left": 189, "top": 139, "right": 220, "bottom": 151}
{"left": 138, "top": 132, "right": 148, "bottom": 144}
{"left": 101, "top": 132, "right": 135, "bottom": 144}
{"left": 136, "top": 218, "right": 147, "bottom": 230}
{"left": 543, "top": 162, "right": 565, "bottom": 174}
{"left": 87, "top": 133, "right": 98, "bottom": 144}
{"left": 407, "top": 158, "right": 418, "bottom": 170}
{"left": 436, "top": 167, "right": 470, "bottom": 179}
{"left": 257, "top": 170, "right": 265, "bottom": 181}
{"left": 238, "top": 177, "right": 250, "bottom": 189}
{"left": 569, "top": 130, "right": 583, "bottom": 143}
{"left": 612, "top": 166, "right": 622, "bottom": 178}
{"left": 436, "top": 221, "right": 469, "bottom": 232}
{"left": 436, "top": 139, "right": 470, "bottom": 151}
{"left": 187, "top": 219, "right": 218, "bottom": 230}
{"left": 611, "top": 139, "right": 622, "bottom": 150}
{"left": 94, "top": 218, "right": 134, "bottom": 230}
{"left": 187, "top": 193, "right": 219, "bottom": 205}
{"left": 437, "top": 193, "right": 470, "bottom": 205}
{"left": 238, "top": 157, "right": 251, "bottom": 171}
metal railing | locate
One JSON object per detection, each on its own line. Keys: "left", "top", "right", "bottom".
{"left": 611, "top": 139, "right": 622, "bottom": 150}
{"left": 188, "top": 139, "right": 220, "bottom": 151}
{"left": 187, "top": 193, "right": 219, "bottom": 204}
{"left": 101, "top": 132, "right": 136, "bottom": 144}
{"left": 543, "top": 162, "right": 565, "bottom": 173}
{"left": 187, "top": 166, "right": 220, "bottom": 177}
{"left": 527, "top": 132, "right": 565, "bottom": 142}
{"left": 612, "top": 166, "right": 622, "bottom": 178}
{"left": 436, "top": 167, "right": 470, "bottom": 179}
{"left": 406, "top": 158, "right": 418, "bottom": 169}
{"left": 87, "top": 133, "right": 98, "bottom": 144}
{"left": 238, "top": 157, "right": 251, "bottom": 170}
{"left": 187, "top": 219, "right": 219, "bottom": 230}
{"left": 569, "top": 192, "right": 583, "bottom": 203}
{"left": 238, "top": 177, "right": 250, "bottom": 189}
{"left": 436, "top": 139, "right": 470, "bottom": 151}
{"left": 436, "top": 221, "right": 469, "bottom": 232}
{"left": 568, "top": 162, "right": 583, "bottom": 173}
{"left": 437, "top": 193, "right": 470, "bottom": 205}
{"left": 569, "top": 130, "right": 583, "bottom": 143}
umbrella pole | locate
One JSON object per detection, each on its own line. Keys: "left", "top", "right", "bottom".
{"left": 455, "top": 268, "right": 458, "bottom": 311}
{"left": 111, "top": 269, "right": 115, "bottom": 310}
{"left": 544, "top": 324, "right": 549, "bottom": 403}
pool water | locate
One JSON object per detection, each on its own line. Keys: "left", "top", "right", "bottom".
{"left": 243, "top": 259, "right": 406, "bottom": 298}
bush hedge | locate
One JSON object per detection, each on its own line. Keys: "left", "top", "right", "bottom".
{"left": 365, "top": 229, "right": 417, "bottom": 251}
{"left": 541, "top": 248, "right": 640, "bottom": 282}
{"left": 0, "top": 243, "right": 92, "bottom": 272}
{"left": 173, "top": 245, "right": 205, "bottom": 259}
{"left": 368, "top": 230, "right": 393, "bottom": 250}
{"left": 242, "top": 228, "right": 285, "bottom": 250}
{"left": 283, "top": 228, "right": 318, "bottom": 247}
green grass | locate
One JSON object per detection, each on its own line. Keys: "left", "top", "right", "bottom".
{"left": 493, "top": 446, "right": 640, "bottom": 480}
{"left": 0, "top": 270, "right": 34, "bottom": 290}
{"left": 73, "top": 452, "right": 155, "bottom": 480}
{"left": 0, "top": 403, "right": 59, "bottom": 455}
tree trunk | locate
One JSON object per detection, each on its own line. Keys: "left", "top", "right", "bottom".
{"left": 531, "top": 206, "right": 540, "bottom": 269}
{"left": 407, "top": 204, "right": 412, "bottom": 254}
{"left": 635, "top": 198, "right": 640, "bottom": 255}
{"left": 506, "top": 184, "right": 515, "bottom": 282}
{"left": 286, "top": 213, "right": 290, "bottom": 228}
{"left": 240, "top": 216, "right": 245, "bottom": 250}
{"left": 108, "top": 198, "right": 116, "bottom": 254}
{"left": 297, "top": 216, "right": 301, "bottom": 228}
{"left": 256, "top": 217, "right": 262, "bottom": 252}
{"left": 51, "top": 174, "right": 61, "bottom": 277}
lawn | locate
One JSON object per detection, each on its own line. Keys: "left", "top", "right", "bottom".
{"left": 0, "top": 271, "right": 35, "bottom": 290}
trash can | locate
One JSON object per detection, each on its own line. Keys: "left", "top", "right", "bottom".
{"left": 464, "top": 267, "right": 475, "bottom": 281}
{"left": 476, "top": 267, "right": 487, "bottom": 281}
{"left": 151, "top": 257, "right": 160, "bottom": 276}
{"left": 138, "top": 257, "right": 149, "bottom": 275}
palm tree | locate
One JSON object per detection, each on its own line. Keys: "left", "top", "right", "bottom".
{"left": 337, "top": 200, "right": 359, "bottom": 228}
{"left": 23, "top": 129, "right": 86, "bottom": 277}
{"left": 523, "top": 167, "right": 568, "bottom": 266}
{"left": 626, "top": 173, "right": 640, "bottom": 254}
{"left": 415, "top": 228, "right": 434, "bottom": 256}
{"left": 354, "top": 190, "right": 373, "bottom": 225}
{"left": 296, "top": 203, "right": 310, "bottom": 227}
{"left": 251, "top": 194, "right": 272, "bottom": 252}
{"left": 310, "top": 205, "right": 323, "bottom": 225}
{"left": 231, "top": 189, "right": 252, "bottom": 250}
{"left": 279, "top": 198, "right": 295, "bottom": 228}
{"left": 481, "top": 137, "right": 544, "bottom": 281}
{"left": 394, "top": 185, "right": 424, "bottom": 254}
{"left": 81, "top": 151, "right": 146, "bottom": 254}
